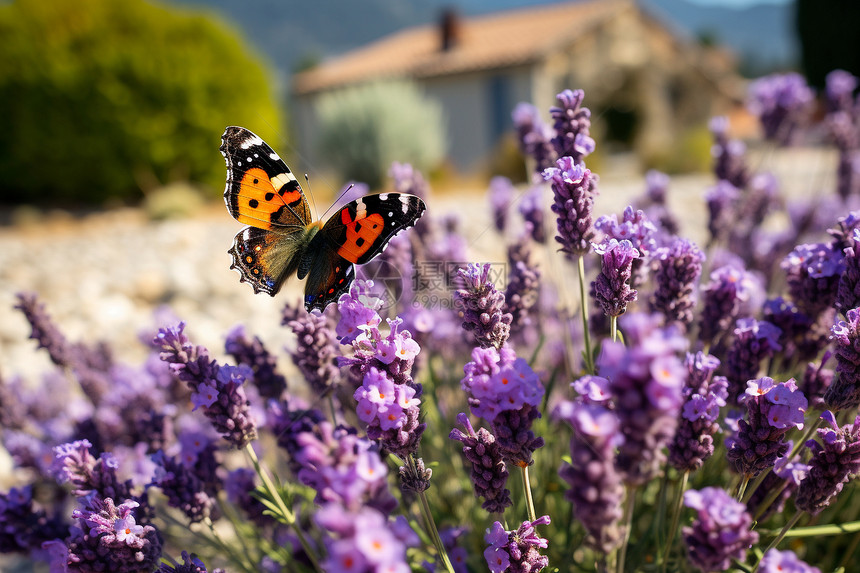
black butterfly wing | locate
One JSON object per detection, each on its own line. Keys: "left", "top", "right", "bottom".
{"left": 320, "top": 193, "right": 426, "bottom": 264}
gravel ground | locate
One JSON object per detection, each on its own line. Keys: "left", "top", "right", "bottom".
{"left": 0, "top": 147, "right": 840, "bottom": 382}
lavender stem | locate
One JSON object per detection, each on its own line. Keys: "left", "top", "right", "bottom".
{"left": 521, "top": 465, "right": 537, "bottom": 523}
{"left": 578, "top": 255, "right": 595, "bottom": 374}
{"left": 244, "top": 444, "right": 322, "bottom": 572}
{"left": 616, "top": 486, "right": 637, "bottom": 573}
{"left": 662, "top": 471, "right": 689, "bottom": 569}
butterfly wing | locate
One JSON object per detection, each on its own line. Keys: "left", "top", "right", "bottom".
{"left": 220, "top": 126, "right": 312, "bottom": 231}
{"left": 228, "top": 226, "right": 306, "bottom": 296}
{"left": 320, "top": 193, "right": 426, "bottom": 264}
{"left": 221, "top": 126, "right": 313, "bottom": 294}
{"left": 303, "top": 252, "right": 356, "bottom": 312}
{"left": 301, "top": 193, "right": 425, "bottom": 311}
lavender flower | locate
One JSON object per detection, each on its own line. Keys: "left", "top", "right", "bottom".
{"left": 709, "top": 116, "right": 749, "bottom": 188}
{"left": 282, "top": 304, "right": 340, "bottom": 396}
{"left": 549, "top": 88, "right": 595, "bottom": 163}
{"left": 705, "top": 180, "right": 740, "bottom": 246}
{"left": 698, "top": 265, "right": 760, "bottom": 348}
{"left": 650, "top": 238, "right": 705, "bottom": 328}
{"left": 224, "top": 324, "right": 288, "bottom": 400}
{"left": 504, "top": 237, "right": 541, "bottom": 334}
{"left": 594, "top": 206, "right": 657, "bottom": 264}
{"left": 723, "top": 318, "right": 783, "bottom": 403}
{"left": 484, "top": 515, "right": 551, "bottom": 573}
{"left": 726, "top": 377, "right": 807, "bottom": 477}
{"left": 0, "top": 486, "right": 67, "bottom": 554}
{"left": 556, "top": 402, "right": 624, "bottom": 553}
{"left": 15, "top": 292, "right": 112, "bottom": 404}
{"left": 224, "top": 468, "right": 270, "bottom": 527}
{"left": 62, "top": 496, "right": 163, "bottom": 573}
{"left": 668, "top": 353, "right": 728, "bottom": 472}
{"left": 592, "top": 239, "right": 640, "bottom": 317}
{"left": 542, "top": 155, "right": 598, "bottom": 258}
{"left": 781, "top": 242, "right": 845, "bottom": 319}
{"left": 763, "top": 296, "right": 815, "bottom": 366}
{"left": 449, "top": 413, "right": 512, "bottom": 514}
{"left": 512, "top": 102, "right": 557, "bottom": 176}
{"left": 600, "top": 313, "right": 687, "bottom": 484}
{"left": 748, "top": 72, "right": 813, "bottom": 144}
{"left": 759, "top": 549, "right": 821, "bottom": 573}
{"left": 151, "top": 450, "right": 218, "bottom": 523}
{"left": 267, "top": 398, "right": 327, "bottom": 474}
{"left": 460, "top": 346, "right": 545, "bottom": 466}
{"left": 518, "top": 186, "right": 547, "bottom": 243}
{"left": 489, "top": 176, "right": 515, "bottom": 233}
{"left": 52, "top": 439, "right": 137, "bottom": 505}
{"left": 155, "top": 323, "right": 257, "bottom": 448}
{"left": 454, "top": 263, "right": 512, "bottom": 349}
{"left": 354, "top": 365, "right": 422, "bottom": 459}
{"left": 316, "top": 503, "right": 416, "bottom": 573}
{"left": 156, "top": 551, "right": 225, "bottom": 573}
{"left": 802, "top": 352, "right": 834, "bottom": 410}
{"left": 796, "top": 411, "right": 860, "bottom": 515}
{"left": 824, "top": 308, "right": 860, "bottom": 410}
{"left": 683, "top": 487, "right": 759, "bottom": 572}
{"left": 836, "top": 229, "right": 860, "bottom": 316}
{"left": 294, "top": 421, "right": 397, "bottom": 514}
{"left": 825, "top": 69, "right": 858, "bottom": 113}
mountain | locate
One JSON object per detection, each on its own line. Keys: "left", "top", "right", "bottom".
{"left": 167, "top": 0, "right": 796, "bottom": 82}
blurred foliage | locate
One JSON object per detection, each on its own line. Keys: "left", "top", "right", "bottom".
{"left": 641, "top": 125, "right": 712, "bottom": 175}
{"left": 315, "top": 80, "right": 446, "bottom": 190}
{"left": 0, "top": 0, "right": 281, "bottom": 205}
{"left": 797, "top": 0, "right": 860, "bottom": 89}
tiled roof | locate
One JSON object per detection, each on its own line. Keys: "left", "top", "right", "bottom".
{"left": 293, "top": 0, "right": 630, "bottom": 95}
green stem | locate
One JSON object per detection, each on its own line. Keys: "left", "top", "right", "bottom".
{"left": 752, "top": 481, "right": 788, "bottom": 522}
{"left": 413, "top": 458, "right": 455, "bottom": 573}
{"left": 521, "top": 464, "right": 537, "bottom": 523}
{"left": 761, "top": 520, "right": 860, "bottom": 537}
{"left": 327, "top": 394, "right": 338, "bottom": 424}
{"left": 610, "top": 315, "right": 618, "bottom": 343}
{"left": 736, "top": 476, "right": 750, "bottom": 502}
{"left": 754, "top": 512, "right": 804, "bottom": 571}
{"left": 577, "top": 255, "right": 595, "bottom": 374}
{"left": 616, "top": 486, "right": 637, "bottom": 573}
{"left": 245, "top": 444, "right": 322, "bottom": 572}
{"left": 742, "top": 469, "right": 770, "bottom": 504}
{"left": 662, "top": 471, "right": 689, "bottom": 569}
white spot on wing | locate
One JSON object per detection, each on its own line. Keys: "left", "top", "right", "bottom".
{"left": 399, "top": 195, "right": 410, "bottom": 213}
{"left": 270, "top": 153, "right": 280, "bottom": 160}
{"left": 379, "top": 193, "right": 389, "bottom": 201}
{"left": 240, "top": 135, "right": 263, "bottom": 149}
{"left": 271, "top": 172, "right": 295, "bottom": 191}
{"left": 356, "top": 197, "right": 367, "bottom": 219}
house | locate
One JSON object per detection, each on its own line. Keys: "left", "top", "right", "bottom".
{"left": 291, "top": 0, "right": 744, "bottom": 175}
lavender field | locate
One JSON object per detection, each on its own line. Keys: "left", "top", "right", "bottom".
{"left": 3, "top": 74, "right": 860, "bottom": 573}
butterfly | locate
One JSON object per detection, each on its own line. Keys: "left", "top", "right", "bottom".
{"left": 220, "top": 126, "right": 426, "bottom": 312}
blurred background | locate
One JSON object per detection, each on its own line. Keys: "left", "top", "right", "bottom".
{"left": 0, "top": 0, "right": 857, "bottom": 373}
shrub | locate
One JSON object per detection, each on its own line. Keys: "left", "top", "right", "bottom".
{"left": 315, "top": 80, "right": 446, "bottom": 189}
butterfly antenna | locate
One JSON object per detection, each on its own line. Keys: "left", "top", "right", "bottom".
{"left": 302, "top": 173, "right": 322, "bottom": 220}
{"left": 319, "top": 183, "right": 355, "bottom": 221}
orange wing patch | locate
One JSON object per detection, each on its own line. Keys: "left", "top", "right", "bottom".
{"left": 235, "top": 168, "right": 304, "bottom": 230}
{"left": 336, "top": 208, "right": 385, "bottom": 263}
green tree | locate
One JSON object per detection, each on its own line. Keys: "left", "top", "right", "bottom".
{"left": 0, "top": 0, "right": 282, "bottom": 204}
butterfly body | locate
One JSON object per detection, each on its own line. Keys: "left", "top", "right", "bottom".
{"left": 220, "top": 126, "right": 425, "bottom": 311}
